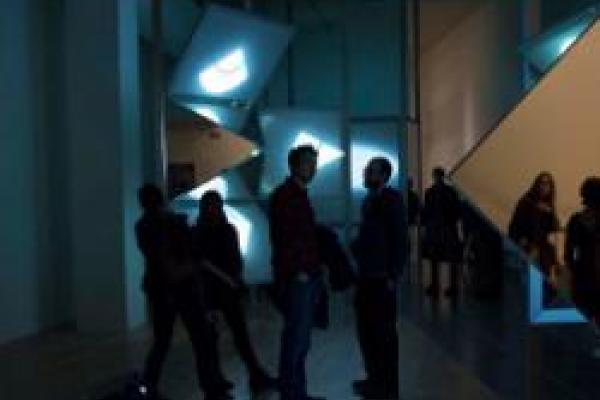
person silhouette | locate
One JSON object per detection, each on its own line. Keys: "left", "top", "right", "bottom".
{"left": 192, "top": 190, "right": 277, "bottom": 394}
{"left": 134, "top": 184, "right": 230, "bottom": 400}
{"left": 351, "top": 157, "right": 405, "bottom": 400}
{"left": 423, "top": 167, "right": 463, "bottom": 298}
{"left": 268, "top": 145, "right": 325, "bottom": 400}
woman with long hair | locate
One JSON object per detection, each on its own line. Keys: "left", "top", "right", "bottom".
{"left": 509, "top": 172, "right": 560, "bottom": 275}
{"left": 192, "top": 190, "right": 276, "bottom": 394}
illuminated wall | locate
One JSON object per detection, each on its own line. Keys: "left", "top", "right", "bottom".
{"left": 453, "top": 20, "right": 600, "bottom": 233}
{"left": 418, "top": 0, "right": 522, "bottom": 188}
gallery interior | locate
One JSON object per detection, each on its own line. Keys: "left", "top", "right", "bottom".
{"left": 2, "top": 0, "right": 600, "bottom": 399}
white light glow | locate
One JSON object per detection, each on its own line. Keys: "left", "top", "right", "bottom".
{"left": 224, "top": 206, "right": 251, "bottom": 255}
{"left": 352, "top": 145, "right": 399, "bottom": 190}
{"left": 559, "top": 35, "right": 577, "bottom": 54}
{"left": 251, "top": 148, "right": 261, "bottom": 157}
{"left": 199, "top": 48, "right": 248, "bottom": 94}
{"left": 193, "top": 106, "right": 221, "bottom": 124}
{"left": 186, "top": 176, "right": 228, "bottom": 200}
{"left": 293, "top": 131, "right": 344, "bottom": 167}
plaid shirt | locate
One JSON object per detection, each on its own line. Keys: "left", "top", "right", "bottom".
{"left": 268, "top": 178, "right": 320, "bottom": 283}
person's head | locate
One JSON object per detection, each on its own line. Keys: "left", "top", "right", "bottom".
{"left": 528, "top": 172, "right": 555, "bottom": 205}
{"left": 364, "top": 157, "right": 393, "bottom": 191}
{"left": 288, "top": 145, "right": 318, "bottom": 186}
{"left": 580, "top": 176, "right": 600, "bottom": 209}
{"left": 138, "top": 184, "right": 164, "bottom": 213}
{"left": 432, "top": 167, "right": 446, "bottom": 185}
{"left": 199, "top": 190, "right": 226, "bottom": 224}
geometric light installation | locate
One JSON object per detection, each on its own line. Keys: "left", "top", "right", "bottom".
{"left": 169, "top": 4, "right": 292, "bottom": 103}
{"left": 292, "top": 131, "right": 345, "bottom": 168}
{"left": 521, "top": 5, "right": 598, "bottom": 74}
{"left": 198, "top": 48, "right": 248, "bottom": 95}
{"left": 351, "top": 144, "right": 399, "bottom": 191}
{"left": 224, "top": 205, "right": 251, "bottom": 255}
{"left": 185, "top": 176, "right": 228, "bottom": 200}
{"left": 168, "top": 121, "right": 259, "bottom": 191}
{"left": 453, "top": 20, "right": 600, "bottom": 324}
{"left": 193, "top": 106, "right": 222, "bottom": 125}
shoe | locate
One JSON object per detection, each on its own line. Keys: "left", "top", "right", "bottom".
{"left": 444, "top": 287, "right": 458, "bottom": 298}
{"left": 249, "top": 371, "right": 277, "bottom": 393}
{"left": 425, "top": 285, "right": 439, "bottom": 298}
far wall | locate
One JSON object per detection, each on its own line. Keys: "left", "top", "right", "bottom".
{"left": 417, "top": 0, "right": 523, "bottom": 188}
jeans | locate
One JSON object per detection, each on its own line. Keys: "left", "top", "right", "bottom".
{"left": 279, "top": 273, "right": 323, "bottom": 400}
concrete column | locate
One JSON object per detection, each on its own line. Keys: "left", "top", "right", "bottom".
{"left": 64, "top": 0, "right": 145, "bottom": 333}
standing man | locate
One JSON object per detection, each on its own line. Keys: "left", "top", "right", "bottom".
{"left": 135, "top": 184, "right": 230, "bottom": 400}
{"left": 268, "top": 145, "right": 325, "bottom": 400}
{"left": 423, "top": 167, "right": 463, "bottom": 298}
{"left": 351, "top": 157, "right": 407, "bottom": 400}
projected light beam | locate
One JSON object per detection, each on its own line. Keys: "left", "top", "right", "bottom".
{"left": 193, "top": 106, "right": 221, "bottom": 124}
{"left": 293, "top": 131, "right": 344, "bottom": 167}
{"left": 186, "top": 176, "right": 228, "bottom": 200}
{"left": 352, "top": 145, "right": 399, "bottom": 190}
{"left": 199, "top": 48, "right": 248, "bottom": 94}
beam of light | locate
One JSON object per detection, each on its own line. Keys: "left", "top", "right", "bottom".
{"left": 351, "top": 144, "right": 399, "bottom": 190}
{"left": 292, "top": 131, "right": 344, "bottom": 167}
{"left": 528, "top": 264, "right": 586, "bottom": 324}
{"left": 224, "top": 205, "right": 251, "bottom": 255}
{"left": 559, "top": 35, "right": 577, "bottom": 54}
{"left": 193, "top": 106, "right": 221, "bottom": 124}
{"left": 199, "top": 48, "right": 248, "bottom": 94}
{"left": 185, "top": 176, "right": 228, "bottom": 200}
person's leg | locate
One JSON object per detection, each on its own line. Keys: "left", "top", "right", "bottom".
{"left": 279, "top": 276, "right": 321, "bottom": 400}
{"left": 177, "top": 284, "right": 228, "bottom": 397}
{"left": 444, "top": 262, "right": 460, "bottom": 297}
{"left": 221, "top": 295, "right": 275, "bottom": 390}
{"left": 380, "top": 283, "right": 399, "bottom": 398}
{"left": 354, "top": 280, "right": 378, "bottom": 385}
{"left": 427, "top": 259, "right": 440, "bottom": 296}
{"left": 143, "top": 293, "right": 176, "bottom": 391}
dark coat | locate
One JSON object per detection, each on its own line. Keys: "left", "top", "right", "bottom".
{"left": 422, "top": 183, "right": 462, "bottom": 262}
{"left": 565, "top": 209, "right": 600, "bottom": 318}
{"left": 352, "top": 187, "right": 408, "bottom": 280}
{"left": 508, "top": 196, "right": 559, "bottom": 273}
{"left": 135, "top": 211, "right": 193, "bottom": 295}
{"left": 268, "top": 178, "right": 321, "bottom": 284}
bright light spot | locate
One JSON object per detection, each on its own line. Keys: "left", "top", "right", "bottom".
{"left": 251, "top": 148, "right": 261, "bottom": 157}
{"left": 199, "top": 48, "right": 248, "bottom": 94}
{"left": 224, "top": 206, "right": 251, "bottom": 255}
{"left": 352, "top": 145, "right": 399, "bottom": 190}
{"left": 186, "top": 176, "right": 228, "bottom": 200}
{"left": 293, "top": 131, "right": 344, "bottom": 167}
{"left": 559, "top": 35, "right": 577, "bottom": 54}
{"left": 193, "top": 106, "right": 221, "bottom": 124}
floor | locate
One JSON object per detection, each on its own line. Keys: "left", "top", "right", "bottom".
{"left": 1, "top": 266, "right": 599, "bottom": 400}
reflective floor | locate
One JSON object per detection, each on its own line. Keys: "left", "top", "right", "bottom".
{"left": 1, "top": 268, "right": 599, "bottom": 400}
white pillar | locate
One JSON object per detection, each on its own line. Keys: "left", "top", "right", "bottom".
{"left": 64, "top": 0, "right": 145, "bottom": 333}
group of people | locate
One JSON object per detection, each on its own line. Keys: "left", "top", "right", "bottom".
{"left": 134, "top": 145, "right": 407, "bottom": 400}
{"left": 509, "top": 172, "right": 600, "bottom": 321}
